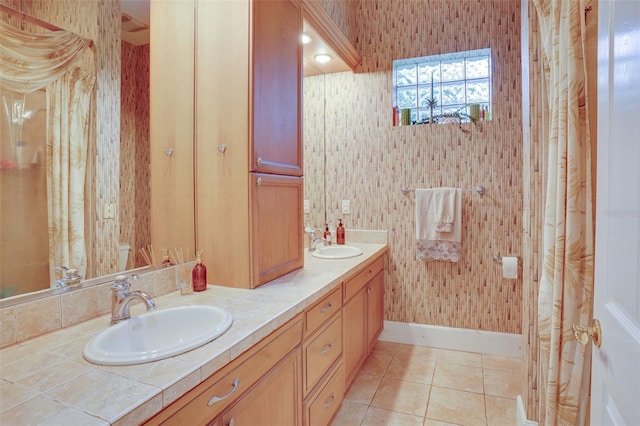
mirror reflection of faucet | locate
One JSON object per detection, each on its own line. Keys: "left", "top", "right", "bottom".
{"left": 53, "top": 265, "right": 83, "bottom": 288}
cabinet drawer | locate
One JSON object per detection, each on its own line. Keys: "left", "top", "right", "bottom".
{"left": 150, "top": 317, "right": 302, "bottom": 425}
{"left": 343, "top": 255, "right": 385, "bottom": 301}
{"left": 303, "top": 313, "right": 342, "bottom": 396}
{"left": 304, "top": 286, "right": 342, "bottom": 336}
{"left": 305, "top": 361, "right": 344, "bottom": 426}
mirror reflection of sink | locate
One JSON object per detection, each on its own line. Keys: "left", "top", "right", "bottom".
{"left": 83, "top": 305, "right": 232, "bottom": 366}
{"left": 312, "top": 245, "right": 363, "bottom": 259}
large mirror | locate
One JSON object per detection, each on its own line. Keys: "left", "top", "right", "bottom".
{"left": 0, "top": 0, "right": 159, "bottom": 301}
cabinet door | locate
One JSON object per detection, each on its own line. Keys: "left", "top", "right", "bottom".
{"left": 342, "top": 287, "right": 366, "bottom": 388}
{"left": 250, "top": 173, "right": 304, "bottom": 287}
{"left": 221, "top": 350, "right": 302, "bottom": 426}
{"left": 251, "top": 0, "right": 303, "bottom": 176}
{"left": 366, "top": 271, "right": 385, "bottom": 352}
{"left": 150, "top": 0, "right": 196, "bottom": 253}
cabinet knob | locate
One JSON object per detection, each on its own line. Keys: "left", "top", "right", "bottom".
{"left": 256, "top": 157, "right": 263, "bottom": 166}
{"left": 320, "top": 302, "right": 333, "bottom": 313}
{"left": 320, "top": 342, "right": 333, "bottom": 354}
{"left": 257, "top": 177, "right": 262, "bottom": 186}
{"left": 323, "top": 392, "right": 335, "bottom": 409}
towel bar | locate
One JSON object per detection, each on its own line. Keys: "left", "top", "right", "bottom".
{"left": 401, "top": 185, "right": 485, "bottom": 197}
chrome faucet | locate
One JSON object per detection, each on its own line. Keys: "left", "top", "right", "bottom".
{"left": 110, "top": 275, "right": 156, "bottom": 325}
{"left": 305, "top": 227, "right": 329, "bottom": 252}
{"left": 53, "top": 266, "right": 83, "bottom": 288}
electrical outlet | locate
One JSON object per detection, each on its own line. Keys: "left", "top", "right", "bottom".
{"left": 341, "top": 199, "right": 351, "bottom": 214}
{"left": 103, "top": 203, "right": 116, "bottom": 219}
{"left": 303, "top": 199, "right": 310, "bottom": 213}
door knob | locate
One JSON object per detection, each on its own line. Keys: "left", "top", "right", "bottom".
{"left": 572, "top": 319, "right": 602, "bottom": 347}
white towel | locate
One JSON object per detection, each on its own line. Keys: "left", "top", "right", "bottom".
{"left": 432, "top": 188, "right": 456, "bottom": 232}
{"left": 415, "top": 188, "right": 462, "bottom": 262}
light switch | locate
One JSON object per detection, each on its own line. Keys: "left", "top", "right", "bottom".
{"left": 103, "top": 203, "right": 116, "bottom": 219}
{"left": 341, "top": 200, "right": 350, "bottom": 214}
{"left": 303, "top": 199, "right": 310, "bottom": 213}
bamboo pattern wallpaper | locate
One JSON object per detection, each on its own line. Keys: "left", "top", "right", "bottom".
{"left": 307, "top": 0, "right": 523, "bottom": 333}
{"left": 121, "top": 42, "right": 151, "bottom": 270}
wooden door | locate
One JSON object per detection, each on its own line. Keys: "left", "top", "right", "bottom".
{"left": 342, "top": 287, "right": 366, "bottom": 388}
{"left": 249, "top": 173, "right": 304, "bottom": 287}
{"left": 591, "top": 1, "right": 640, "bottom": 424}
{"left": 251, "top": 0, "right": 303, "bottom": 176}
{"left": 366, "top": 271, "right": 384, "bottom": 353}
{"left": 221, "top": 350, "right": 302, "bottom": 426}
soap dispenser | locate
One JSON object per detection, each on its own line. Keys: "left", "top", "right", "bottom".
{"left": 323, "top": 223, "right": 332, "bottom": 245}
{"left": 192, "top": 252, "right": 207, "bottom": 292}
{"left": 336, "top": 219, "right": 345, "bottom": 245}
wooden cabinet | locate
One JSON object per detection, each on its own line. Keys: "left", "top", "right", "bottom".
{"left": 149, "top": 0, "right": 196, "bottom": 254}
{"left": 342, "top": 254, "right": 386, "bottom": 388}
{"left": 250, "top": 173, "right": 304, "bottom": 286}
{"left": 251, "top": 0, "right": 303, "bottom": 176}
{"left": 302, "top": 287, "right": 344, "bottom": 425}
{"left": 304, "top": 361, "right": 344, "bottom": 426}
{"left": 194, "top": 0, "right": 303, "bottom": 288}
{"left": 366, "top": 270, "right": 385, "bottom": 353}
{"left": 151, "top": 0, "right": 303, "bottom": 289}
{"left": 220, "top": 349, "right": 302, "bottom": 426}
{"left": 145, "top": 316, "right": 303, "bottom": 426}
{"left": 342, "top": 286, "right": 366, "bottom": 387}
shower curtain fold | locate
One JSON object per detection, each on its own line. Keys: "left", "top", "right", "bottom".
{"left": 533, "top": 0, "right": 595, "bottom": 424}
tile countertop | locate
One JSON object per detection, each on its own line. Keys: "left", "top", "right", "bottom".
{"left": 0, "top": 242, "right": 387, "bottom": 426}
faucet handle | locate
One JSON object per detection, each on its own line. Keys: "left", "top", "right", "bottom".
{"left": 111, "top": 274, "right": 137, "bottom": 290}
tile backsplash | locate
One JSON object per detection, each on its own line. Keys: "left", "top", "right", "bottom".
{"left": 0, "top": 265, "right": 189, "bottom": 349}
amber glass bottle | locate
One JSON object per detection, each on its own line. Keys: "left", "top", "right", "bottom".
{"left": 336, "top": 219, "right": 345, "bottom": 244}
{"left": 192, "top": 257, "right": 207, "bottom": 292}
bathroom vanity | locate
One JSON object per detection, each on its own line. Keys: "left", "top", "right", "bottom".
{"left": 0, "top": 242, "right": 387, "bottom": 425}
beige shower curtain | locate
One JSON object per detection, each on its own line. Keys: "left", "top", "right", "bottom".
{"left": 0, "top": 21, "right": 94, "bottom": 280}
{"left": 533, "top": 0, "right": 595, "bottom": 424}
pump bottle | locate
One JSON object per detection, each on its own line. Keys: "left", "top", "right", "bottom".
{"left": 336, "top": 219, "right": 346, "bottom": 244}
{"left": 192, "top": 256, "right": 207, "bottom": 292}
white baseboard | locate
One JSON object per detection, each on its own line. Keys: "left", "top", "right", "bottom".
{"left": 378, "top": 320, "right": 522, "bottom": 358}
{"left": 517, "top": 395, "right": 539, "bottom": 426}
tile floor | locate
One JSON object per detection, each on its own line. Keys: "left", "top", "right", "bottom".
{"left": 331, "top": 341, "right": 522, "bottom": 426}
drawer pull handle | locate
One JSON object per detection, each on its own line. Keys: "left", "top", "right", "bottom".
{"left": 320, "top": 343, "right": 333, "bottom": 354}
{"left": 323, "top": 392, "right": 335, "bottom": 409}
{"left": 208, "top": 378, "right": 240, "bottom": 406}
{"left": 320, "top": 302, "right": 333, "bottom": 313}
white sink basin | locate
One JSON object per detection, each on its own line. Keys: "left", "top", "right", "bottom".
{"left": 312, "top": 245, "right": 363, "bottom": 259}
{"left": 83, "top": 305, "right": 233, "bottom": 366}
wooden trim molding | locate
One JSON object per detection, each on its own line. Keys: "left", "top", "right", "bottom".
{"left": 301, "top": 0, "right": 361, "bottom": 71}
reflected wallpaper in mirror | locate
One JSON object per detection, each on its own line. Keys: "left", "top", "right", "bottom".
{"left": 0, "top": 0, "right": 157, "bottom": 300}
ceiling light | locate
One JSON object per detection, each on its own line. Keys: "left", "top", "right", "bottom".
{"left": 314, "top": 54, "right": 332, "bottom": 64}
{"left": 300, "top": 33, "right": 312, "bottom": 44}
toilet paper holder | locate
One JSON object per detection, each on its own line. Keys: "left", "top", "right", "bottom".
{"left": 493, "top": 254, "right": 521, "bottom": 264}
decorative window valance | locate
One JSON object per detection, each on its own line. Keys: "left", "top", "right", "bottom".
{"left": 0, "top": 21, "right": 93, "bottom": 93}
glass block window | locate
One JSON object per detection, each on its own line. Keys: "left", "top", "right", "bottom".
{"left": 393, "top": 48, "right": 492, "bottom": 124}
